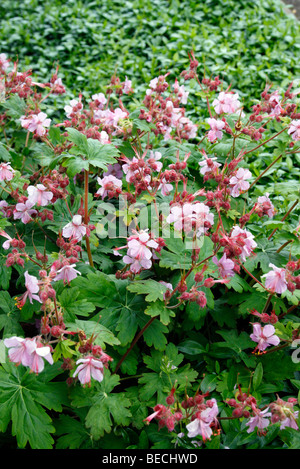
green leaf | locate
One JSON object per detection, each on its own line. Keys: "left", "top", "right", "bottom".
{"left": 58, "top": 287, "right": 96, "bottom": 321}
{"left": 0, "top": 363, "right": 68, "bottom": 449}
{"left": 67, "top": 128, "right": 89, "bottom": 154}
{"left": 127, "top": 279, "right": 168, "bottom": 302}
{"left": 252, "top": 362, "right": 263, "bottom": 391}
{"left": 65, "top": 319, "right": 120, "bottom": 348}
{"left": 71, "top": 372, "right": 132, "bottom": 440}
{"left": 145, "top": 300, "right": 175, "bottom": 326}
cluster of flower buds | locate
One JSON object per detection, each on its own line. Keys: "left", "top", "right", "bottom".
{"left": 179, "top": 286, "right": 207, "bottom": 308}
{"left": 140, "top": 73, "right": 196, "bottom": 141}
{"left": 180, "top": 50, "right": 199, "bottom": 81}
{"left": 106, "top": 74, "right": 133, "bottom": 96}
{"left": 227, "top": 389, "right": 299, "bottom": 433}
{"left": 38, "top": 170, "right": 69, "bottom": 202}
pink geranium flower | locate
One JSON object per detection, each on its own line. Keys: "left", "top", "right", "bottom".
{"left": 53, "top": 264, "right": 81, "bottom": 284}
{"left": 29, "top": 341, "right": 54, "bottom": 374}
{"left": 186, "top": 399, "right": 219, "bottom": 441}
{"left": 4, "top": 336, "right": 36, "bottom": 366}
{"left": 20, "top": 112, "right": 51, "bottom": 136}
{"left": 262, "top": 263, "right": 287, "bottom": 294}
{"left": 229, "top": 168, "right": 252, "bottom": 197}
{"left": 0, "top": 230, "right": 13, "bottom": 249}
{"left": 256, "top": 193, "right": 275, "bottom": 218}
{"left": 230, "top": 226, "right": 257, "bottom": 261}
{"left": 20, "top": 271, "right": 42, "bottom": 305}
{"left": 92, "top": 92, "right": 107, "bottom": 109}
{"left": 62, "top": 214, "right": 87, "bottom": 242}
{"left": 158, "top": 178, "right": 173, "bottom": 197}
{"left": 213, "top": 91, "right": 241, "bottom": 114}
{"left": 207, "top": 118, "right": 225, "bottom": 142}
{"left": 246, "top": 408, "right": 271, "bottom": 434}
{"left": 0, "top": 53, "right": 10, "bottom": 72}
{"left": 73, "top": 356, "right": 104, "bottom": 386}
{"left": 96, "top": 174, "right": 122, "bottom": 199}
{"left": 13, "top": 200, "right": 37, "bottom": 224}
{"left": 0, "top": 162, "right": 15, "bottom": 181}
{"left": 4, "top": 336, "right": 53, "bottom": 374}
{"left": 288, "top": 120, "right": 300, "bottom": 141}
{"left": 212, "top": 253, "right": 235, "bottom": 279}
{"left": 27, "top": 184, "right": 53, "bottom": 207}
{"left": 250, "top": 323, "right": 280, "bottom": 352}
{"left": 64, "top": 99, "right": 82, "bottom": 118}
{"left": 199, "top": 155, "right": 221, "bottom": 176}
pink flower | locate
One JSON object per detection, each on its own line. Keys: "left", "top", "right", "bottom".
{"left": 122, "top": 230, "right": 159, "bottom": 274}
{"left": 4, "top": 336, "right": 53, "bottom": 373}
{"left": 123, "top": 77, "right": 133, "bottom": 94}
{"left": 0, "top": 200, "right": 8, "bottom": 216}
{"left": 230, "top": 225, "right": 257, "bottom": 261}
{"left": 62, "top": 214, "right": 87, "bottom": 242}
{"left": 96, "top": 174, "right": 122, "bottom": 199}
{"left": 21, "top": 271, "right": 42, "bottom": 305}
{"left": 269, "top": 91, "right": 283, "bottom": 117}
{"left": 229, "top": 168, "right": 252, "bottom": 197}
{"left": 246, "top": 408, "right": 271, "bottom": 434}
{"left": 99, "top": 130, "right": 111, "bottom": 144}
{"left": 28, "top": 341, "right": 54, "bottom": 374}
{"left": 186, "top": 399, "right": 219, "bottom": 441}
{"left": 73, "top": 356, "right": 104, "bottom": 386}
{"left": 13, "top": 200, "right": 37, "bottom": 224}
{"left": 53, "top": 264, "right": 81, "bottom": 284}
{"left": 212, "top": 253, "right": 235, "bottom": 279}
{"left": 288, "top": 120, "right": 300, "bottom": 141}
{"left": 27, "top": 184, "right": 53, "bottom": 206}
{"left": 0, "top": 230, "right": 13, "bottom": 249}
{"left": 166, "top": 203, "right": 214, "bottom": 237}
{"left": 250, "top": 323, "right": 280, "bottom": 352}
{"left": 172, "top": 82, "right": 189, "bottom": 104}
{"left": 158, "top": 178, "right": 173, "bottom": 197}
{"left": 148, "top": 151, "right": 163, "bottom": 172}
{"left": 262, "top": 263, "right": 287, "bottom": 294}
{"left": 127, "top": 231, "right": 158, "bottom": 260}
{"left": 92, "top": 92, "right": 107, "bottom": 109}
{"left": 256, "top": 193, "right": 275, "bottom": 218}
{"left": 64, "top": 99, "right": 82, "bottom": 118}
{"left": 213, "top": 91, "right": 241, "bottom": 114}
{"left": 4, "top": 336, "right": 36, "bottom": 366}
{"left": 122, "top": 254, "right": 152, "bottom": 273}
{"left": 0, "top": 162, "right": 15, "bottom": 181}
{"left": 20, "top": 112, "right": 51, "bottom": 136}
{"left": 199, "top": 155, "right": 221, "bottom": 176}
{"left": 207, "top": 118, "right": 225, "bottom": 142}
{"left": 0, "top": 53, "right": 9, "bottom": 72}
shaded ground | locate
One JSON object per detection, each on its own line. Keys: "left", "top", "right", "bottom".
{"left": 282, "top": 0, "right": 300, "bottom": 18}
